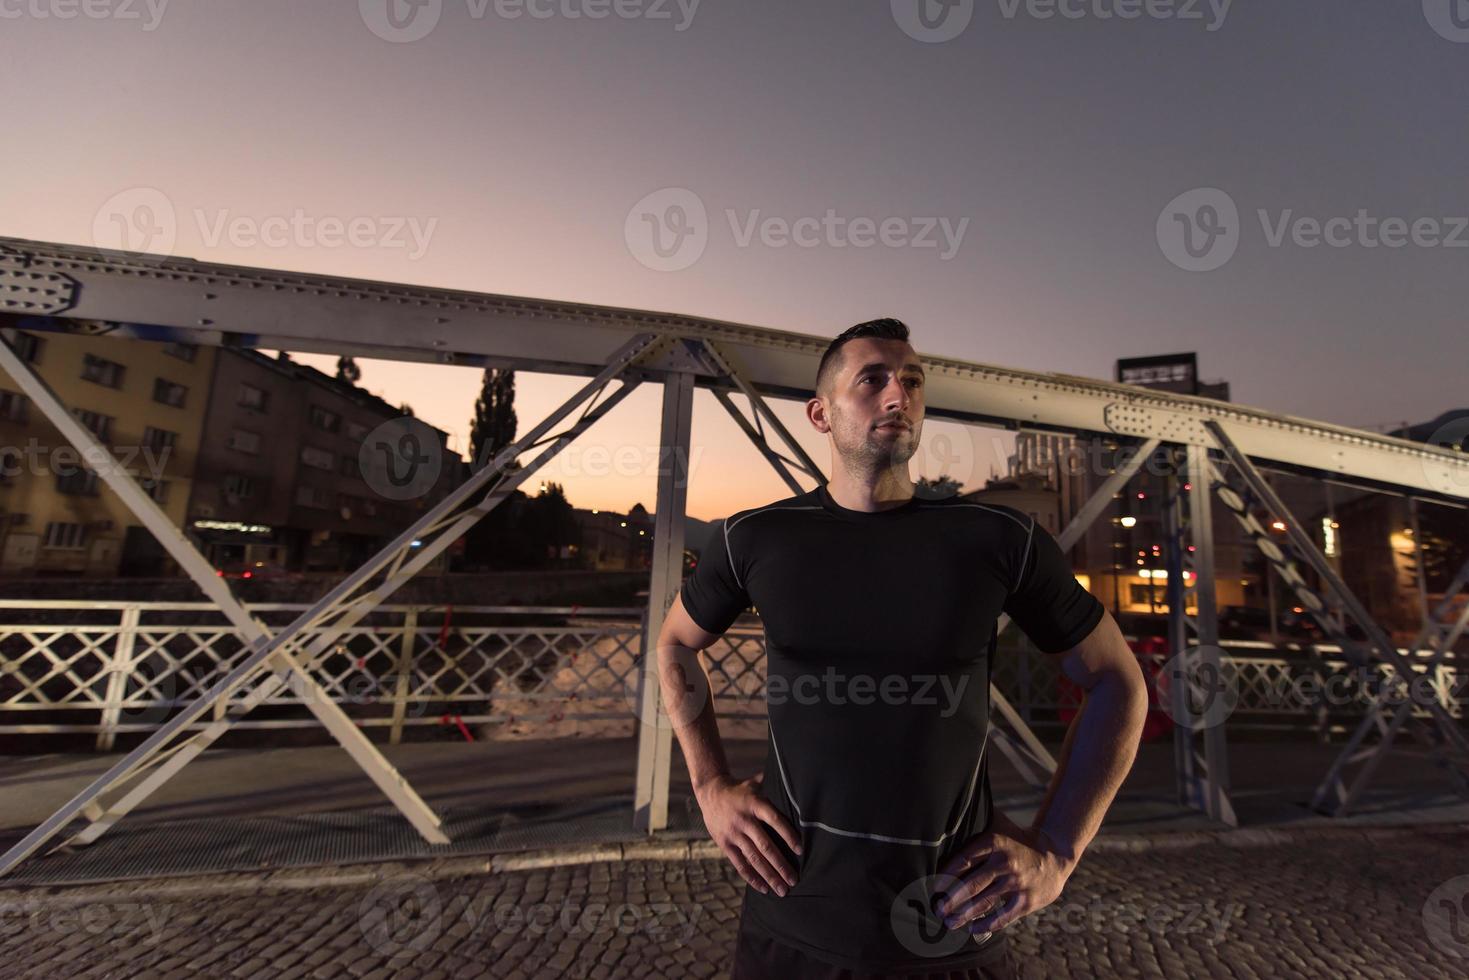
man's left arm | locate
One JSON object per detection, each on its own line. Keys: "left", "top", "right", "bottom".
{"left": 935, "top": 610, "right": 1148, "bottom": 934}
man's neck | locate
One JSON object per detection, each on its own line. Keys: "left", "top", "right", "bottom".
{"left": 824, "top": 469, "right": 915, "bottom": 513}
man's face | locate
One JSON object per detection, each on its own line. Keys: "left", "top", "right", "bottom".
{"left": 809, "top": 337, "right": 926, "bottom": 469}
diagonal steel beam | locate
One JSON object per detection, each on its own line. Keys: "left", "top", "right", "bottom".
{"left": 1313, "top": 559, "right": 1469, "bottom": 815}
{"left": 1206, "top": 419, "right": 1469, "bottom": 752}
{"left": 0, "top": 333, "right": 661, "bottom": 875}
{"left": 66, "top": 372, "right": 647, "bottom": 850}
{"left": 1203, "top": 420, "right": 1469, "bottom": 812}
{"left": 697, "top": 340, "right": 825, "bottom": 486}
{"left": 711, "top": 388, "right": 809, "bottom": 496}
{"left": 987, "top": 437, "right": 1163, "bottom": 786}
{"left": 0, "top": 331, "right": 444, "bottom": 854}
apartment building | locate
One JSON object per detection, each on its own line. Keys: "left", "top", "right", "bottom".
{"left": 0, "top": 325, "right": 214, "bottom": 576}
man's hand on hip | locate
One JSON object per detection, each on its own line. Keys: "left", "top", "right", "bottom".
{"left": 695, "top": 772, "right": 802, "bottom": 898}
{"left": 933, "top": 808, "right": 1075, "bottom": 935}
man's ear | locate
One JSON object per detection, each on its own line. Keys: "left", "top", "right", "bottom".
{"left": 806, "top": 396, "right": 831, "bottom": 434}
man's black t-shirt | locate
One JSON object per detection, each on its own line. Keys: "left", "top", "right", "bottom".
{"left": 678, "top": 483, "right": 1105, "bottom": 974}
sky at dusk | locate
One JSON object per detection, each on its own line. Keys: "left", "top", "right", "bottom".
{"left": 2, "top": 0, "right": 1466, "bottom": 521}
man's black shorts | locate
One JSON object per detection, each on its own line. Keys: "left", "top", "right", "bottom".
{"left": 730, "top": 918, "right": 1019, "bottom": 980}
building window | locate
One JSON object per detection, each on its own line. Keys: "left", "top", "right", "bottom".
{"left": 301, "top": 445, "right": 334, "bottom": 471}
{"left": 346, "top": 421, "right": 368, "bottom": 441}
{"left": 0, "top": 448, "right": 19, "bottom": 484}
{"left": 309, "top": 404, "right": 341, "bottom": 433}
{"left": 223, "top": 473, "right": 255, "bottom": 500}
{"left": 141, "top": 478, "right": 169, "bottom": 504}
{"left": 0, "top": 389, "right": 26, "bottom": 422}
{"left": 56, "top": 466, "right": 100, "bottom": 496}
{"left": 81, "top": 353, "right": 125, "bottom": 388}
{"left": 238, "top": 383, "right": 268, "bottom": 411}
{"left": 1129, "top": 584, "right": 1168, "bottom": 608}
{"left": 11, "top": 332, "right": 43, "bottom": 364}
{"left": 43, "top": 521, "right": 88, "bottom": 550}
{"left": 70, "top": 408, "right": 113, "bottom": 440}
{"left": 295, "top": 484, "right": 329, "bottom": 509}
{"left": 229, "top": 429, "right": 261, "bottom": 455}
{"left": 162, "top": 342, "right": 197, "bottom": 362}
{"left": 142, "top": 427, "right": 178, "bottom": 453}
{"left": 153, "top": 378, "right": 188, "bottom": 408}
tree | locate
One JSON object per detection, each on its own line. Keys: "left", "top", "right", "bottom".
{"left": 461, "top": 368, "right": 522, "bottom": 571}
{"left": 527, "top": 481, "right": 580, "bottom": 563}
{"left": 336, "top": 356, "right": 361, "bottom": 385}
{"left": 916, "top": 474, "right": 964, "bottom": 498}
{"left": 470, "top": 368, "right": 518, "bottom": 473}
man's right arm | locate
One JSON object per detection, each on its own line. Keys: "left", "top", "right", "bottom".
{"left": 658, "top": 593, "right": 800, "bottom": 897}
{"left": 656, "top": 593, "right": 733, "bottom": 793}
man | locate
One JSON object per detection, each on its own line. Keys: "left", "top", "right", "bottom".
{"left": 656, "top": 318, "right": 1148, "bottom": 978}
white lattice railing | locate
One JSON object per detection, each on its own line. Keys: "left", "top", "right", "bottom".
{"left": 0, "top": 601, "right": 1461, "bottom": 750}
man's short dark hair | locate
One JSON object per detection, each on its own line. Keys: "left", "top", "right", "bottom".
{"left": 815, "top": 318, "right": 912, "bottom": 398}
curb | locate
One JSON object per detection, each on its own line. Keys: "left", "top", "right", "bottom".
{"left": 0, "top": 839, "right": 726, "bottom": 904}
{"left": 2, "top": 822, "right": 1462, "bottom": 904}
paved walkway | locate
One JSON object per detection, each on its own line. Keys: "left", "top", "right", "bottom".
{"left": 1, "top": 737, "right": 1467, "bottom": 976}
{"left": 2, "top": 823, "right": 1466, "bottom": 978}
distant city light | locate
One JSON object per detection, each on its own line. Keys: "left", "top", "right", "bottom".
{"left": 1120, "top": 516, "right": 1137, "bottom": 528}
{"left": 194, "top": 520, "right": 271, "bottom": 534}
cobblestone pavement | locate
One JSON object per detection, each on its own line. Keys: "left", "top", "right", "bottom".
{"left": 1, "top": 825, "right": 1467, "bottom": 979}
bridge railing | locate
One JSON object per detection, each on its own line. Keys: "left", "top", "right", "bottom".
{"left": 0, "top": 601, "right": 1460, "bottom": 750}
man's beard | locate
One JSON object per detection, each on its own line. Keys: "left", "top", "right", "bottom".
{"left": 833, "top": 410, "right": 919, "bottom": 470}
